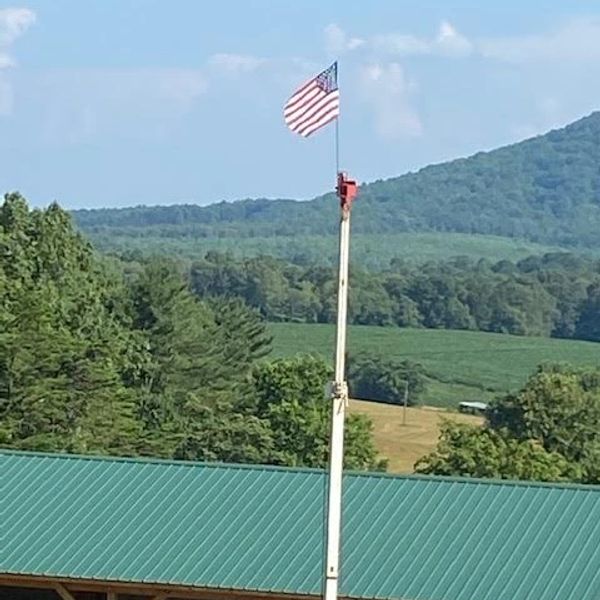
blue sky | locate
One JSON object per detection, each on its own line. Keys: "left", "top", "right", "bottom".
{"left": 1, "top": 1, "right": 599, "bottom": 209}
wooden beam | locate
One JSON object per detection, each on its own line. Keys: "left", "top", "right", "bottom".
{"left": 55, "top": 584, "right": 77, "bottom": 600}
{"left": 107, "top": 591, "right": 117, "bottom": 600}
{"left": 0, "top": 575, "right": 320, "bottom": 600}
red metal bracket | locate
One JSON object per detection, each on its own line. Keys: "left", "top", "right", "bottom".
{"left": 337, "top": 172, "right": 358, "bottom": 213}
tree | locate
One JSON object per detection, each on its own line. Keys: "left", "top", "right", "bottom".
{"left": 347, "top": 353, "right": 427, "bottom": 405}
{"left": 0, "top": 194, "right": 141, "bottom": 454}
{"left": 210, "top": 297, "right": 272, "bottom": 367}
{"left": 185, "top": 250, "right": 600, "bottom": 344}
{"left": 127, "top": 259, "right": 261, "bottom": 455}
{"left": 488, "top": 279, "right": 557, "bottom": 336}
{"left": 172, "top": 355, "right": 386, "bottom": 471}
{"left": 248, "top": 355, "right": 386, "bottom": 470}
{"left": 415, "top": 422, "right": 573, "bottom": 481}
{"left": 174, "top": 401, "right": 276, "bottom": 464}
{"left": 349, "top": 272, "right": 395, "bottom": 326}
{"left": 576, "top": 283, "right": 600, "bottom": 342}
{"left": 0, "top": 195, "right": 385, "bottom": 471}
{"left": 417, "top": 364, "right": 600, "bottom": 483}
{"left": 488, "top": 365, "right": 600, "bottom": 482}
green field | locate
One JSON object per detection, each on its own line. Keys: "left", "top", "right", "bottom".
{"left": 89, "top": 231, "right": 564, "bottom": 269}
{"left": 269, "top": 323, "right": 600, "bottom": 407}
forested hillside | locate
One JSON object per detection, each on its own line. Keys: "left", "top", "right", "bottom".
{"left": 74, "top": 111, "right": 600, "bottom": 250}
{"left": 0, "top": 194, "right": 382, "bottom": 469}
{"left": 88, "top": 232, "right": 562, "bottom": 270}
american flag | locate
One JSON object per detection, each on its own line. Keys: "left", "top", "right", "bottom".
{"left": 284, "top": 62, "right": 339, "bottom": 137}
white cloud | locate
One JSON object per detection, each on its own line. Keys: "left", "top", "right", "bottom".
{"left": 0, "top": 7, "right": 36, "bottom": 116}
{"left": 480, "top": 17, "right": 600, "bottom": 63}
{"left": 373, "top": 33, "right": 429, "bottom": 56}
{"left": 324, "top": 23, "right": 364, "bottom": 55}
{"left": 374, "top": 21, "right": 472, "bottom": 58}
{"left": 0, "top": 54, "right": 14, "bottom": 69}
{"left": 0, "top": 7, "right": 35, "bottom": 46}
{"left": 335, "top": 17, "right": 599, "bottom": 64}
{"left": 359, "top": 62, "right": 422, "bottom": 139}
{"left": 0, "top": 7, "right": 35, "bottom": 68}
{"left": 436, "top": 21, "right": 473, "bottom": 57}
{"left": 31, "top": 68, "right": 207, "bottom": 144}
{"left": 208, "top": 53, "right": 266, "bottom": 73}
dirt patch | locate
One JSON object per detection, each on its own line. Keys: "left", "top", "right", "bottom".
{"left": 349, "top": 399, "right": 484, "bottom": 473}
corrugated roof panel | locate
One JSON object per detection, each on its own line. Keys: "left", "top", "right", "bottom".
{"left": 2, "top": 451, "right": 599, "bottom": 600}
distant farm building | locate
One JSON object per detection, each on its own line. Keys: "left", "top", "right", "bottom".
{"left": 458, "top": 401, "right": 488, "bottom": 415}
{"left": 2, "top": 451, "right": 599, "bottom": 600}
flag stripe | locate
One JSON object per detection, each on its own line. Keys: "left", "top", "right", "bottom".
{"left": 285, "top": 78, "right": 318, "bottom": 107}
{"left": 299, "top": 106, "right": 340, "bottom": 138}
{"left": 290, "top": 94, "right": 339, "bottom": 135}
{"left": 283, "top": 62, "right": 338, "bottom": 138}
{"left": 284, "top": 82, "right": 320, "bottom": 115}
{"left": 286, "top": 90, "right": 338, "bottom": 130}
{"left": 294, "top": 104, "right": 339, "bottom": 135}
{"left": 293, "top": 95, "right": 340, "bottom": 135}
{"left": 303, "top": 113, "right": 338, "bottom": 138}
{"left": 284, "top": 87, "right": 323, "bottom": 121}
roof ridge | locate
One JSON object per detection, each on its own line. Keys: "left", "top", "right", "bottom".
{"left": 0, "top": 449, "right": 326, "bottom": 475}
{"left": 2, "top": 449, "right": 599, "bottom": 492}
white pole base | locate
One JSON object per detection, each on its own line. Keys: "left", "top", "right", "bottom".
{"left": 325, "top": 577, "right": 339, "bottom": 600}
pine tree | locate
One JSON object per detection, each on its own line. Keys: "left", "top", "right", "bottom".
{"left": 0, "top": 195, "right": 142, "bottom": 453}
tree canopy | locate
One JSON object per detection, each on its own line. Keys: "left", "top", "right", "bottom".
{"left": 347, "top": 353, "right": 427, "bottom": 405}
{"left": 0, "top": 194, "right": 384, "bottom": 470}
{"left": 416, "top": 364, "right": 600, "bottom": 483}
{"left": 183, "top": 251, "right": 600, "bottom": 342}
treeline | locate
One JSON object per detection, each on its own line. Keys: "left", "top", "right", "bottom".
{"left": 185, "top": 252, "right": 600, "bottom": 341}
{"left": 73, "top": 111, "right": 600, "bottom": 248}
{"left": 0, "top": 194, "right": 382, "bottom": 470}
{"left": 418, "top": 364, "right": 600, "bottom": 484}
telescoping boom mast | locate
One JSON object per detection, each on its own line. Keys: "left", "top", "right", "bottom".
{"left": 324, "top": 171, "right": 358, "bottom": 600}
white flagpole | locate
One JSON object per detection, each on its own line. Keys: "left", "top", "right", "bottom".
{"left": 324, "top": 198, "right": 350, "bottom": 600}
{"left": 324, "top": 114, "right": 357, "bottom": 600}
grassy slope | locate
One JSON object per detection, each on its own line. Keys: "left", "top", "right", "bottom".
{"left": 349, "top": 400, "right": 483, "bottom": 473}
{"left": 269, "top": 323, "right": 600, "bottom": 407}
{"left": 89, "top": 231, "right": 563, "bottom": 268}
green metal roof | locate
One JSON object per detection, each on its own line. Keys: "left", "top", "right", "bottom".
{"left": 2, "top": 451, "right": 599, "bottom": 600}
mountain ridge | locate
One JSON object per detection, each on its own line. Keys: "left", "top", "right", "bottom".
{"left": 73, "top": 111, "right": 600, "bottom": 249}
